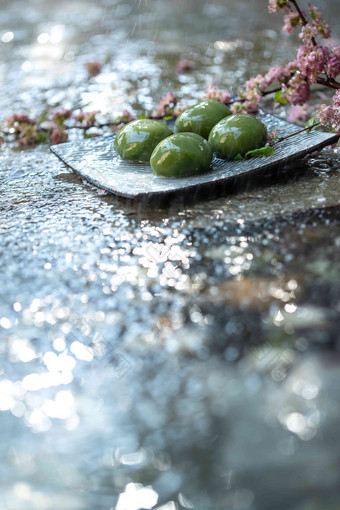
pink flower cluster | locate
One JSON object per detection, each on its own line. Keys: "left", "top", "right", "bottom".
{"left": 287, "top": 103, "right": 310, "bottom": 122}
{"left": 230, "top": 102, "right": 249, "bottom": 115}
{"left": 239, "top": 75, "right": 263, "bottom": 113}
{"left": 304, "top": 3, "right": 331, "bottom": 39}
{"left": 282, "top": 12, "right": 301, "bottom": 33}
{"left": 117, "top": 110, "right": 136, "bottom": 123}
{"left": 268, "top": 0, "right": 291, "bottom": 14}
{"left": 6, "top": 113, "right": 35, "bottom": 126}
{"left": 74, "top": 110, "right": 100, "bottom": 128}
{"left": 18, "top": 125, "right": 41, "bottom": 146}
{"left": 268, "top": 1, "right": 335, "bottom": 86}
{"left": 297, "top": 45, "right": 329, "bottom": 83}
{"left": 152, "top": 92, "right": 177, "bottom": 117}
{"left": 236, "top": 66, "right": 290, "bottom": 113}
{"left": 316, "top": 90, "right": 340, "bottom": 131}
{"left": 202, "top": 84, "right": 231, "bottom": 104}
{"left": 326, "top": 46, "right": 340, "bottom": 80}
{"left": 51, "top": 126, "right": 68, "bottom": 145}
{"left": 5, "top": 109, "right": 103, "bottom": 146}
{"left": 52, "top": 109, "right": 72, "bottom": 125}
{"left": 284, "top": 73, "right": 311, "bottom": 104}
{"left": 6, "top": 113, "right": 41, "bottom": 145}
{"left": 238, "top": 0, "right": 339, "bottom": 120}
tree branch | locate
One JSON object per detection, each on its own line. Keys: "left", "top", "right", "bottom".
{"left": 290, "top": 0, "right": 307, "bottom": 25}
{"left": 275, "top": 122, "right": 321, "bottom": 144}
{"left": 290, "top": 0, "right": 317, "bottom": 46}
{"left": 316, "top": 76, "right": 340, "bottom": 89}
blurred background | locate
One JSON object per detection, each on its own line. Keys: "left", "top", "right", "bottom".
{"left": 0, "top": 0, "right": 338, "bottom": 118}
{"left": 1, "top": 1, "right": 340, "bottom": 509}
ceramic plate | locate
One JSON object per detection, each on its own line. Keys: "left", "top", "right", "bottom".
{"left": 50, "top": 113, "right": 339, "bottom": 200}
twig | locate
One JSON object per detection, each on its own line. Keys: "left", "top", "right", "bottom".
{"left": 291, "top": 0, "right": 340, "bottom": 87}
{"left": 316, "top": 76, "right": 340, "bottom": 90}
{"left": 275, "top": 122, "right": 321, "bottom": 144}
{"left": 231, "top": 87, "right": 283, "bottom": 104}
{"left": 290, "top": 0, "right": 317, "bottom": 46}
{"left": 290, "top": 0, "right": 308, "bottom": 25}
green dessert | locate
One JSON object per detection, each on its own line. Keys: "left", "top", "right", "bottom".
{"left": 175, "top": 101, "right": 231, "bottom": 140}
{"left": 114, "top": 119, "right": 173, "bottom": 162}
{"left": 150, "top": 132, "right": 213, "bottom": 178}
{"left": 208, "top": 114, "right": 268, "bottom": 160}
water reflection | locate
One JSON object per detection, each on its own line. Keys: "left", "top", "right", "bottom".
{"left": 116, "top": 483, "right": 158, "bottom": 510}
{"left": 1, "top": 0, "right": 340, "bottom": 508}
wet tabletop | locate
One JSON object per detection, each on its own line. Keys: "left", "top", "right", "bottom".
{"left": 1, "top": 1, "right": 340, "bottom": 509}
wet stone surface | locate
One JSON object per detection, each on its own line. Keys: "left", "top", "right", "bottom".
{"left": 1, "top": 1, "right": 340, "bottom": 509}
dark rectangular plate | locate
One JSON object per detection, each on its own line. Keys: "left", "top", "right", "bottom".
{"left": 50, "top": 113, "right": 339, "bottom": 200}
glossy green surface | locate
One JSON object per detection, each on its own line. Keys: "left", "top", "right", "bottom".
{"left": 150, "top": 132, "right": 213, "bottom": 178}
{"left": 114, "top": 119, "right": 173, "bottom": 162}
{"left": 208, "top": 114, "right": 268, "bottom": 160}
{"left": 175, "top": 101, "right": 231, "bottom": 139}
